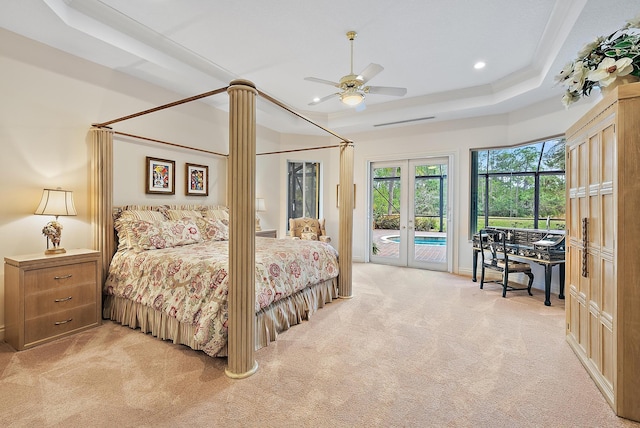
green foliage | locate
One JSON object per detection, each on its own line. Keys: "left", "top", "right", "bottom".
{"left": 374, "top": 215, "right": 444, "bottom": 232}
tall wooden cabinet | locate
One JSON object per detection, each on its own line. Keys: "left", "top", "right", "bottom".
{"left": 565, "top": 82, "right": 640, "bottom": 422}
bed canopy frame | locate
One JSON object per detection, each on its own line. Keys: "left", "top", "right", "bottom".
{"left": 89, "top": 79, "right": 354, "bottom": 379}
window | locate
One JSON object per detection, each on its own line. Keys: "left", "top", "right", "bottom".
{"left": 470, "top": 138, "right": 565, "bottom": 236}
{"left": 287, "top": 161, "right": 320, "bottom": 227}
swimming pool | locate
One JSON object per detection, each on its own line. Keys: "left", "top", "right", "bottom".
{"left": 382, "top": 235, "right": 447, "bottom": 246}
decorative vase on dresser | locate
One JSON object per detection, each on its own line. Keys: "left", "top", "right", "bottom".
{"left": 565, "top": 81, "right": 640, "bottom": 422}
{"left": 4, "top": 249, "right": 102, "bottom": 351}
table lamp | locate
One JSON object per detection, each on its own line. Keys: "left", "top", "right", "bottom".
{"left": 34, "top": 188, "right": 77, "bottom": 254}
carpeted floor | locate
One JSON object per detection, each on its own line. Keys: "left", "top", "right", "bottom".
{"left": 1, "top": 263, "right": 638, "bottom": 427}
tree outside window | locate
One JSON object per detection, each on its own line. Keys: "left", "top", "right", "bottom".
{"left": 470, "top": 138, "right": 565, "bottom": 235}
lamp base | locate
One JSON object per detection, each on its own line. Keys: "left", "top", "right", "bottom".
{"left": 45, "top": 247, "right": 66, "bottom": 255}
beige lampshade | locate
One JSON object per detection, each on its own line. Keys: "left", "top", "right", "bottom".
{"left": 34, "top": 188, "right": 77, "bottom": 217}
{"left": 256, "top": 198, "right": 266, "bottom": 212}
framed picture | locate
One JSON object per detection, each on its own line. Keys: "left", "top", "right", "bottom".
{"left": 186, "top": 163, "right": 209, "bottom": 196}
{"left": 145, "top": 157, "right": 175, "bottom": 194}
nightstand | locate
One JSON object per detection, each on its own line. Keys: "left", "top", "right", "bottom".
{"left": 4, "top": 249, "right": 102, "bottom": 351}
{"left": 255, "top": 229, "right": 277, "bottom": 238}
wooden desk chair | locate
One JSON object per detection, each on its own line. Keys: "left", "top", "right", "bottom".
{"left": 479, "top": 228, "right": 534, "bottom": 298}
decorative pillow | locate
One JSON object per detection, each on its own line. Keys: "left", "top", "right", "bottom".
{"left": 301, "top": 231, "right": 318, "bottom": 241}
{"left": 202, "top": 207, "right": 229, "bottom": 222}
{"left": 195, "top": 217, "right": 229, "bottom": 241}
{"left": 118, "top": 209, "right": 167, "bottom": 222}
{"left": 166, "top": 209, "right": 203, "bottom": 221}
{"left": 115, "top": 218, "right": 202, "bottom": 250}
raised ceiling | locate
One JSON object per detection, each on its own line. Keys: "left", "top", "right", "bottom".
{"left": 1, "top": 0, "right": 639, "bottom": 135}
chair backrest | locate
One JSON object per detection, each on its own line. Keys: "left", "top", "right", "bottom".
{"left": 479, "top": 228, "right": 507, "bottom": 265}
{"left": 289, "top": 217, "right": 327, "bottom": 240}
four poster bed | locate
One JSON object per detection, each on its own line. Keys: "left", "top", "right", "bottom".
{"left": 102, "top": 204, "right": 339, "bottom": 357}
{"left": 90, "top": 80, "right": 354, "bottom": 377}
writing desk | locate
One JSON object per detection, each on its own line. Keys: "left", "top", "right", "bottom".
{"left": 472, "top": 228, "right": 566, "bottom": 306}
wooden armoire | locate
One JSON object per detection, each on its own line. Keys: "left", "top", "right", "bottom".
{"left": 565, "top": 81, "right": 640, "bottom": 422}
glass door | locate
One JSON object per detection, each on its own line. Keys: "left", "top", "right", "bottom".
{"left": 408, "top": 158, "right": 448, "bottom": 270}
{"left": 370, "top": 158, "right": 449, "bottom": 271}
{"left": 370, "top": 161, "right": 407, "bottom": 266}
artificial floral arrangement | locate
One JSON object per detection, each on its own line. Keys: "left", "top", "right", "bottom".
{"left": 556, "top": 13, "right": 640, "bottom": 107}
{"left": 42, "top": 220, "right": 63, "bottom": 247}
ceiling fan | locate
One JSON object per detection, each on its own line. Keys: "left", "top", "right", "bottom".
{"left": 305, "top": 31, "right": 407, "bottom": 109}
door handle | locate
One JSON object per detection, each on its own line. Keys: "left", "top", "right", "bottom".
{"left": 582, "top": 217, "right": 588, "bottom": 277}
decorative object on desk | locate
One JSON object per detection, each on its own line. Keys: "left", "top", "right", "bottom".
{"left": 145, "top": 156, "right": 175, "bottom": 194}
{"left": 555, "top": 13, "right": 640, "bottom": 107}
{"left": 34, "top": 187, "right": 77, "bottom": 254}
{"left": 185, "top": 163, "right": 208, "bottom": 196}
{"left": 255, "top": 198, "right": 266, "bottom": 231}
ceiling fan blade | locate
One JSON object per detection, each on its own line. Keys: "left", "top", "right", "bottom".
{"left": 358, "top": 63, "right": 384, "bottom": 84}
{"left": 309, "top": 93, "right": 340, "bottom": 106}
{"left": 366, "top": 86, "right": 407, "bottom": 96}
{"left": 304, "top": 77, "right": 340, "bottom": 87}
{"left": 355, "top": 101, "right": 367, "bottom": 112}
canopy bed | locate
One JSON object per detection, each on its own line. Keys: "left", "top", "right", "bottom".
{"left": 89, "top": 80, "right": 354, "bottom": 378}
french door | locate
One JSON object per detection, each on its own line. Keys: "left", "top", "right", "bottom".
{"left": 369, "top": 157, "right": 450, "bottom": 271}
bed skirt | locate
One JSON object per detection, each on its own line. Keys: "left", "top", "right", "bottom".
{"left": 102, "top": 277, "right": 338, "bottom": 357}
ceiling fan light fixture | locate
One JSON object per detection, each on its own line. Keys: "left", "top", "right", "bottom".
{"left": 341, "top": 91, "right": 364, "bottom": 106}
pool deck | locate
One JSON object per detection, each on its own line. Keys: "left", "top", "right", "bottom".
{"left": 372, "top": 229, "right": 447, "bottom": 263}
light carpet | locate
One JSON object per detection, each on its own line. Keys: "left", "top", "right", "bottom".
{"left": 1, "top": 263, "right": 638, "bottom": 427}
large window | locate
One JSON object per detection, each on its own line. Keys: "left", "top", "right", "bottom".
{"left": 287, "top": 161, "right": 320, "bottom": 226}
{"left": 470, "top": 138, "right": 565, "bottom": 236}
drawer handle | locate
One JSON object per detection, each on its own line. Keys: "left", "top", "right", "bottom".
{"left": 54, "top": 274, "right": 73, "bottom": 280}
{"left": 54, "top": 318, "right": 73, "bottom": 325}
{"left": 54, "top": 296, "right": 73, "bottom": 303}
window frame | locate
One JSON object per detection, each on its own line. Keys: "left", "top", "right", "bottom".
{"left": 287, "top": 160, "right": 321, "bottom": 230}
{"left": 470, "top": 137, "right": 565, "bottom": 237}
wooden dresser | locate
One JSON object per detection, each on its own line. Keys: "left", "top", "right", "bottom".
{"left": 565, "top": 82, "right": 640, "bottom": 422}
{"left": 4, "top": 249, "right": 102, "bottom": 351}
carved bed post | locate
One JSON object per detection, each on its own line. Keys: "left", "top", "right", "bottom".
{"left": 338, "top": 140, "right": 354, "bottom": 298}
{"left": 225, "top": 79, "right": 259, "bottom": 379}
{"left": 90, "top": 126, "right": 114, "bottom": 283}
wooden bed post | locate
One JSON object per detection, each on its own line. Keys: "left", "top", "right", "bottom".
{"left": 90, "top": 126, "right": 114, "bottom": 282}
{"left": 225, "top": 79, "right": 259, "bottom": 379}
{"left": 338, "top": 141, "right": 354, "bottom": 298}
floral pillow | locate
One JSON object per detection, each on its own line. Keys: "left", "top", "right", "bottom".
{"left": 166, "top": 209, "right": 203, "bottom": 221}
{"left": 195, "top": 217, "right": 229, "bottom": 241}
{"left": 202, "top": 208, "right": 229, "bottom": 222}
{"left": 115, "top": 218, "right": 203, "bottom": 250}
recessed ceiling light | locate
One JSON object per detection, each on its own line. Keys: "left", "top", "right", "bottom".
{"left": 474, "top": 61, "right": 486, "bottom": 70}
{"left": 313, "top": 97, "right": 320, "bottom": 103}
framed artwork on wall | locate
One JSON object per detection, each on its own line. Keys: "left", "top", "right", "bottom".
{"left": 145, "top": 157, "right": 175, "bottom": 194}
{"left": 186, "top": 163, "right": 209, "bottom": 196}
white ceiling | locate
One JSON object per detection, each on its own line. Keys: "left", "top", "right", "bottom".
{"left": 1, "top": 0, "right": 639, "bottom": 136}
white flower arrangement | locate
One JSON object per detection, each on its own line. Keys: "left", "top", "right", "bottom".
{"left": 556, "top": 13, "right": 640, "bottom": 107}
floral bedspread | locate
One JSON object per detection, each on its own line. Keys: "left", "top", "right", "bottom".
{"left": 104, "top": 237, "right": 339, "bottom": 356}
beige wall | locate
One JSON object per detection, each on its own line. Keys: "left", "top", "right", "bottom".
{"left": 0, "top": 27, "right": 603, "bottom": 338}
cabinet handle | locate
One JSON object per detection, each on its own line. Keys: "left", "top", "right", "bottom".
{"left": 54, "top": 296, "right": 73, "bottom": 303}
{"left": 54, "top": 318, "right": 73, "bottom": 325}
{"left": 582, "top": 217, "right": 588, "bottom": 278}
{"left": 54, "top": 274, "right": 73, "bottom": 280}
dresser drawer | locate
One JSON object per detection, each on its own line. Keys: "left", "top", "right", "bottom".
{"left": 24, "top": 304, "right": 98, "bottom": 345}
{"left": 24, "top": 261, "right": 97, "bottom": 294}
{"left": 25, "top": 283, "right": 97, "bottom": 319}
{"left": 5, "top": 249, "right": 101, "bottom": 351}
